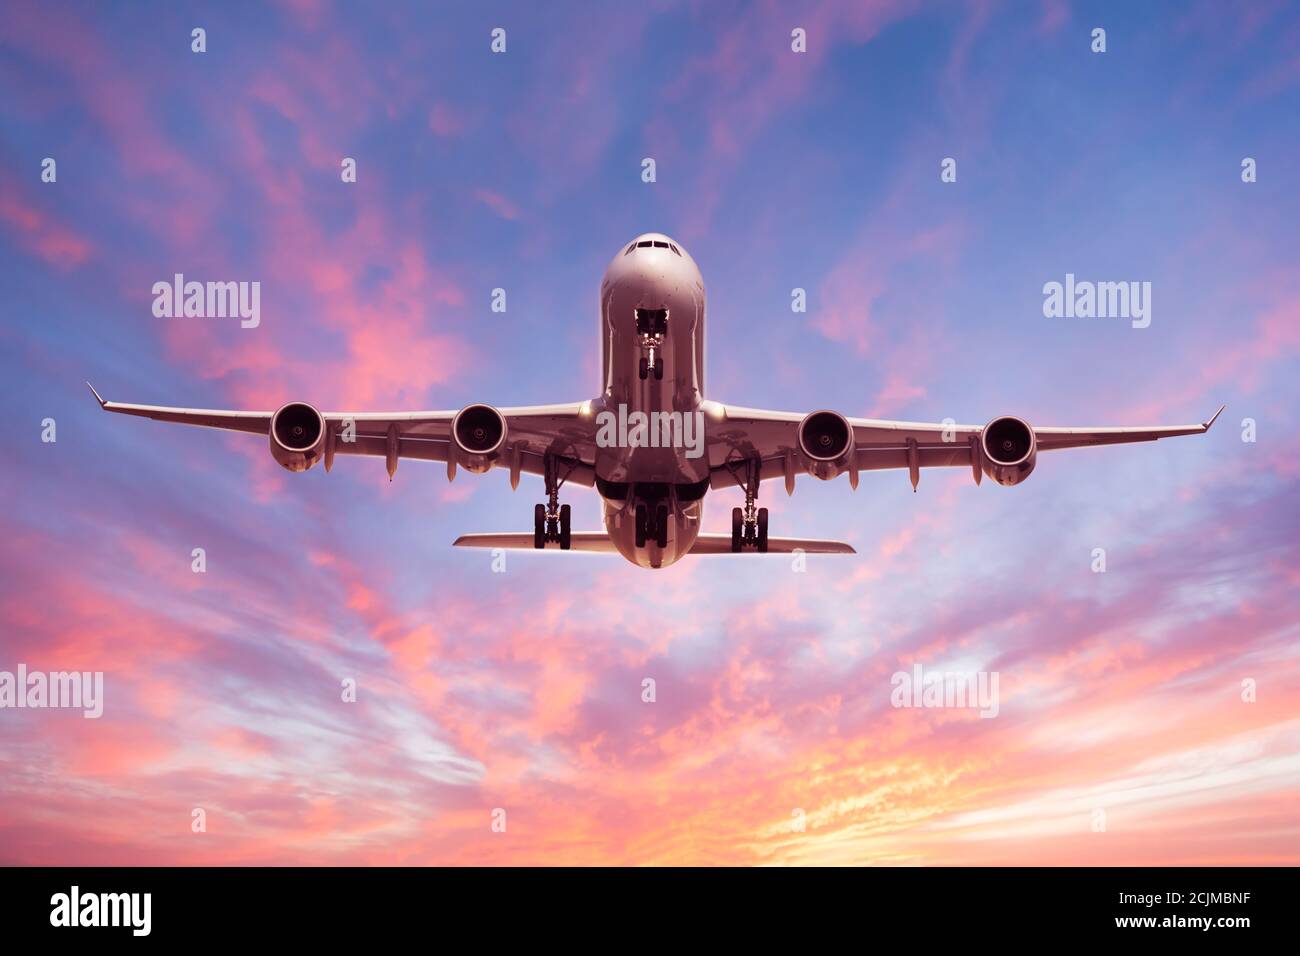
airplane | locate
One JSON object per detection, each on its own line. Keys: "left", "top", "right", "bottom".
{"left": 89, "top": 232, "right": 1225, "bottom": 570}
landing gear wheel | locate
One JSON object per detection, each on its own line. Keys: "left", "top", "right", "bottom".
{"left": 757, "top": 507, "right": 769, "bottom": 553}
{"left": 731, "top": 507, "right": 743, "bottom": 553}
{"left": 534, "top": 503, "right": 546, "bottom": 549}
{"left": 559, "top": 504, "right": 571, "bottom": 550}
{"left": 635, "top": 504, "right": 648, "bottom": 548}
{"left": 655, "top": 504, "right": 669, "bottom": 548}
{"left": 638, "top": 356, "right": 648, "bottom": 380}
{"left": 653, "top": 356, "right": 663, "bottom": 380}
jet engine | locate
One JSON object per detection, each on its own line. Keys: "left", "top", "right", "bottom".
{"left": 269, "top": 402, "right": 326, "bottom": 472}
{"left": 452, "top": 404, "right": 508, "bottom": 473}
{"left": 980, "top": 416, "right": 1037, "bottom": 486}
{"left": 798, "top": 410, "right": 854, "bottom": 480}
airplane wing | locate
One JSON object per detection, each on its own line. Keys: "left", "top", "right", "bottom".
{"left": 87, "top": 383, "right": 599, "bottom": 486}
{"left": 705, "top": 400, "right": 1225, "bottom": 492}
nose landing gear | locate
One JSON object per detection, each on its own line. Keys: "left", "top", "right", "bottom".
{"left": 635, "top": 308, "right": 667, "bottom": 380}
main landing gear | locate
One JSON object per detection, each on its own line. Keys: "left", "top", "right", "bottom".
{"left": 533, "top": 454, "right": 574, "bottom": 549}
{"left": 728, "top": 458, "right": 768, "bottom": 553}
{"left": 635, "top": 308, "right": 666, "bottom": 380}
{"left": 533, "top": 503, "right": 571, "bottom": 550}
{"left": 634, "top": 502, "right": 669, "bottom": 549}
{"left": 731, "top": 503, "right": 768, "bottom": 553}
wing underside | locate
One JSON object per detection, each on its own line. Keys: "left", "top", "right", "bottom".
{"left": 705, "top": 401, "right": 1225, "bottom": 490}
{"left": 89, "top": 383, "right": 1221, "bottom": 559}
{"left": 88, "top": 384, "right": 598, "bottom": 486}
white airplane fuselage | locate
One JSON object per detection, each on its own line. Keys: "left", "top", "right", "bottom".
{"left": 595, "top": 234, "right": 709, "bottom": 568}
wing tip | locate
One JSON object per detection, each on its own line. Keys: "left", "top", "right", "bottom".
{"left": 86, "top": 381, "right": 107, "bottom": 408}
{"left": 1203, "top": 403, "right": 1226, "bottom": 431}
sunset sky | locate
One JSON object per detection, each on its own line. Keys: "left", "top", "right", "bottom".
{"left": 1, "top": 0, "right": 1298, "bottom": 865}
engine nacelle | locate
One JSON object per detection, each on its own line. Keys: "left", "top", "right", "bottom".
{"left": 269, "top": 402, "right": 326, "bottom": 472}
{"left": 981, "top": 416, "right": 1037, "bottom": 486}
{"left": 798, "top": 410, "right": 854, "bottom": 480}
{"left": 452, "top": 404, "right": 508, "bottom": 474}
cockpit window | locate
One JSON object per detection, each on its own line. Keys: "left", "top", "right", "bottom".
{"left": 628, "top": 239, "right": 682, "bottom": 255}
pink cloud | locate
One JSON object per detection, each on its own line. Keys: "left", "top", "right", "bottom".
{"left": 3, "top": 0, "right": 1298, "bottom": 870}
{"left": 429, "top": 102, "right": 467, "bottom": 137}
{"left": 473, "top": 188, "right": 521, "bottom": 221}
{"left": 0, "top": 190, "right": 93, "bottom": 268}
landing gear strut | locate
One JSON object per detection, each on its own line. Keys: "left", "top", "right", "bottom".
{"left": 727, "top": 458, "right": 768, "bottom": 553}
{"left": 635, "top": 308, "right": 666, "bottom": 380}
{"left": 533, "top": 454, "right": 574, "bottom": 549}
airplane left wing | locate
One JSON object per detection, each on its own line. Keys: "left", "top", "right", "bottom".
{"left": 706, "top": 400, "right": 1225, "bottom": 492}
{"left": 88, "top": 384, "right": 599, "bottom": 486}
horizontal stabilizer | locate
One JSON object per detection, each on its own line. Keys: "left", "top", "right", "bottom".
{"left": 452, "top": 532, "right": 854, "bottom": 554}
{"left": 689, "top": 534, "right": 855, "bottom": 554}
{"left": 453, "top": 533, "right": 618, "bottom": 552}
